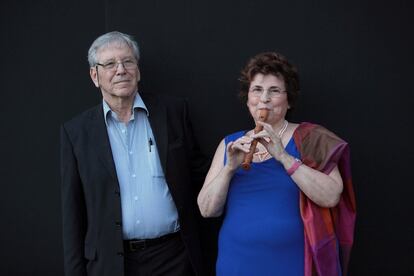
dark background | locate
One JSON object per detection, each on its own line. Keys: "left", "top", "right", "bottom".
{"left": 1, "top": 0, "right": 413, "bottom": 275}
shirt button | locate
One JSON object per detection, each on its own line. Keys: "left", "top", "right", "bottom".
{"left": 121, "top": 129, "right": 126, "bottom": 133}
{"left": 136, "top": 220, "right": 140, "bottom": 224}
{"left": 132, "top": 174, "right": 136, "bottom": 178}
{"left": 129, "top": 151, "right": 133, "bottom": 155}
{"left": 134, "top": 196, "right": 138, "bottom": 201}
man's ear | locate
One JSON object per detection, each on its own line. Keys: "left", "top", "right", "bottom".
{"left": 90, "top": 67, "right": 99, "bottom": 88}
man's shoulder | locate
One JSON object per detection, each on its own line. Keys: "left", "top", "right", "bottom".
{"left": 62, "top": 104, "right": 102, "bottom": 130}
{"left": 141, "top": 93, "right": 188, "bottom": 111}
{"left": 142, "top": 92, "right": 185, "bottom": 102}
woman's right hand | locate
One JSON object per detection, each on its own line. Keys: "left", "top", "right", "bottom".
{"left": 225, "top": 136, "right": 253, "bottom": 171}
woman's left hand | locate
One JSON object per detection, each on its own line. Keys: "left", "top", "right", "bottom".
{"left": 252, "top": 121, "right": 345, "bottom": 208}
{"left": 251, "top": 121, "right": 286, "bottom": 161}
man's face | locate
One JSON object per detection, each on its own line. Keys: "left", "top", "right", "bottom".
{"left": 90, "top": 43, "right": 140, "bottom": 101}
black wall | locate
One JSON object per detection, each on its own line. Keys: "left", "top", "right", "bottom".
{"left": 1, "top": 0, "right": 413, "bottom": 275}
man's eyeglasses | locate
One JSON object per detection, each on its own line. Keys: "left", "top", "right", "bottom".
{"left": 249, "top": 87, "right": 287, "bottom": 98}
{"left": 96, "top": 59, "right": 137, "bottom": 71}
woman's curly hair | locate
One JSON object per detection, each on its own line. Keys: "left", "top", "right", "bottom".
{"left": 239, "top": 52, "right": 300, "bottom": 114}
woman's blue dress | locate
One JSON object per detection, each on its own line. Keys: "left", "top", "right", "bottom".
{"left": 216, "top": 131, "right": 304, "bottom": 276}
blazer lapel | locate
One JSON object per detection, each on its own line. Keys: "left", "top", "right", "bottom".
{"left": 142, "top": 93, "right": 168, "bottom": 173}
{"left": 88, "top": 105, "right": 119, "bottom": 183}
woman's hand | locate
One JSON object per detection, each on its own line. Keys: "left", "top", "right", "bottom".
{"left": 252, "top": 121, "right": 286, "bottom": 161}
{"left": 225, "top": 136, "right": 253, "bottom": 171}
{"left": 252, "top": 121, "right": 344, "bottom": 207}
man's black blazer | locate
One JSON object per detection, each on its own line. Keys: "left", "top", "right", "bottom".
{"left": 61, "top": 93, "right": 207, "bottom": 276}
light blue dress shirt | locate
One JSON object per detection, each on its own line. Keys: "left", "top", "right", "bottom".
{"left": 103, "top": 94, "right": 179, "bottom": 239}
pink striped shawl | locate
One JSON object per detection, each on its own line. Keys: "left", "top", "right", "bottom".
{"left": 293, "top": 122, "right": 356, "bottom": 276}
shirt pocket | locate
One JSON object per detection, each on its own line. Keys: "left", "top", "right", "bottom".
{"left": 149, "top": 138, "right": 167, "bottom": 178}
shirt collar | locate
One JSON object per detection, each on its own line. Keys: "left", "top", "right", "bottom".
{"left": 103, "top": 92, "right": 149, "bottom": 126}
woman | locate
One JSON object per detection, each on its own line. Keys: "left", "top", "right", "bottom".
{"left": 197, "top": 52, "right": 356, "bottom": 276}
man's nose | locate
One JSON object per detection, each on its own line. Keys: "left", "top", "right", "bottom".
{"left": 115, "top": 62, "right": 127, "bottom": 74}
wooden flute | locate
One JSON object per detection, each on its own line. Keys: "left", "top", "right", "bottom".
{"left": 241, "top": 109, "right": 269, "bottom": 170}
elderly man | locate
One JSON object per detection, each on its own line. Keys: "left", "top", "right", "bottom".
{"left": 61, "top": 31, "right": 207, "bottom": 276}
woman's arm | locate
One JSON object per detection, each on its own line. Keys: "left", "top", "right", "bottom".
{"left": 279, "top": 153, "right": 343, "bottom": 207}
{"left": 197, "top": 136, "right": 252, "bottom": 217}
{"left": 254, "top": 122, "right": 343, "bottom": 208}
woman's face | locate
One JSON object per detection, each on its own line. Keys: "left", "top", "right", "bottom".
{"left": 247, "top": 73, "right": 290, "bottom": 126}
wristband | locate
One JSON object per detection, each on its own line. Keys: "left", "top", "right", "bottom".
{"left": 287, "top": 158, "right": 302, "bottom": 176}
